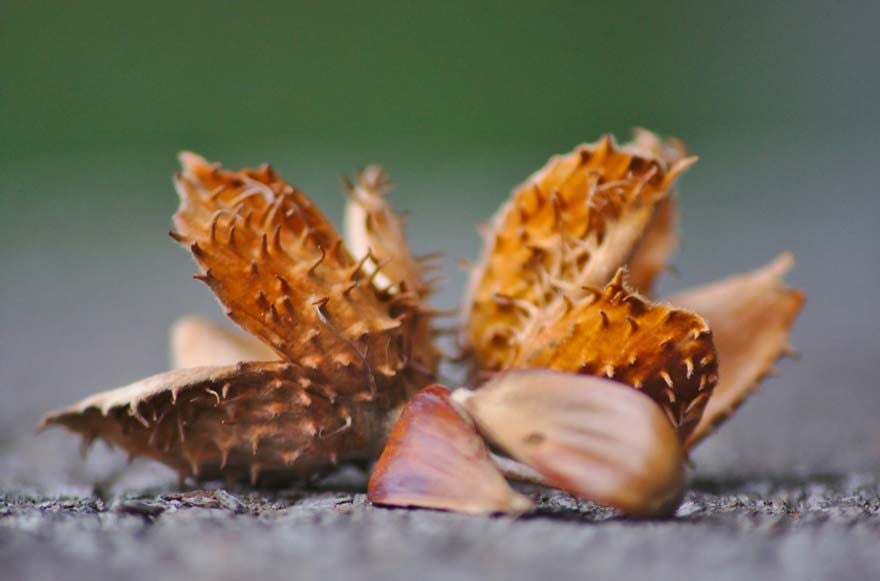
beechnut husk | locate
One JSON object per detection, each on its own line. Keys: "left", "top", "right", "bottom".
{"left": 41, "top": 130, "right": 804, "bottom": 516}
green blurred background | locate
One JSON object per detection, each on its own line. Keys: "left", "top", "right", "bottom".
{"left": 1, "top": 1, "right": 878, "bottom": 480}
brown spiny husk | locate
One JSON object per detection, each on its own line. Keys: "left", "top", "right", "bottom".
{"left": 463, "top": 133, "right": 696, "bottom": 373}
{"left": 514, "top": 269, "right": 717, "bottom": 439}
{"left": 40, "top": 362, "right": 395, "bottom": 485}
{"left": 41, "top": 153, "right": 440, "bottom": 484}
{"left": 343, "top": 165, "right": 440, "bottom": 394}
{"left": 462, "top": 131, "right": 714, "bottom": 437}
{"left": 172, "top": 153, "right": 431, "bottom": 393}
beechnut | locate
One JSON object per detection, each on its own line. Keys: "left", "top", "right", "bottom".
{"left": 41, "top": 130, "right": 803, "bottom": 516}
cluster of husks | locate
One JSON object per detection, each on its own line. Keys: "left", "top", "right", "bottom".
{"left": 41, "top": 131, "right": 803, "bottom": 517}
{"left": 42, "top": 154, "right": 439, "bottom": 486}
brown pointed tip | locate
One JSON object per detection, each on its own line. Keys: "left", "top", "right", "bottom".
{"left": 34, "top": 413, "right": 56, "bottom": 434}
{"left": 453, "top": 370, "right": 686, "bottom": 517}
{"left": 368, "top": 384, "right": 533, "bottom": 515}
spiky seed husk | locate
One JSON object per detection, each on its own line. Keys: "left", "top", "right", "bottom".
{"left": 39, "top": 363, "right": 393, "bottom": 485}
{"left": 170, "top": 315, "right": 277, "bottom": 369}
{"left": 617, "top": 129, "right": 688, "bottom": 292}
{"left": 463, "top": 131, "right": 696, "bottom": 372}
{"left": 368, "top": 385, "right": 532, "bottom": 514}
{"left": 671, "top": 253, "right": 805, "bottom": 449}
{"left": 453, "top": 370, "right": 685, "bottom": 516}
{"left": 172, "top": 153, "right": 420, "bottom": 393}
{"left": 514, "top": 269, "right": 718, "bottom": 439}
{"left": 41, "top": 154, "right": 443, "bottom": 485}
{"left": 343, "top": 165, "right": 440, "bottom": 393}
{"left": 344, "top": 165, "right": 431, "bottom": 297}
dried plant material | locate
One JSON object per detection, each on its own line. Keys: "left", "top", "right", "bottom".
{"left": 343, "top": 165, "right": 440, "bottom": 389}
{"left": 368, "top": 385, "right": 532, "bottom": 514}
{"left": 514, "top": 269, "right": 717, "bottom": 439}
{"left": 39, "top": 131, "right": 806, "bottom": 515}
{"left": 617, "top": 129, "right": 688, "bottom": 292}
{"left": 627, "top": 127, "right": 689, "bottom": 167}
{"left": 625, "top": 197, "right": 678, "bottom": 292}
{"left": 489, "top": 452, "right": 550, "bottom": 486}
{"left": 172, "top": 153, "right": 429, "bottom": 392}
{"left": 671, "top": 254, "right": 805, "bottom": 449}
{"left": 453, "top": 370, "right": 685, "bottom": 516}
{"left": 170, "top": 315, "right": 277, "bottom": 369}
{"left": 463, "top": 132, "right": 696, "bottom": 372}
{"left": 344, "top": 165, "right": 434, "bottom": 297}
{"left": 42, "top": 154, "right": 436, "bottom": 484}
{"left": 40, "top": 362, "right": 390, "bottom": 485}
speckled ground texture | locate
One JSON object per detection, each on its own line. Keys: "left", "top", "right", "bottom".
{"left": 2, "top": 435, "right": 879, "bottom": 581}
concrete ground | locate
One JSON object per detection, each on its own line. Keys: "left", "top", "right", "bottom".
{"left": 2, "top": 433, "right": 879, "bottom": 581}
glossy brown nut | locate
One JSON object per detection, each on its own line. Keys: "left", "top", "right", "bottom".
{"left": 368, "top": 385, "right": 533, "bottom": 515}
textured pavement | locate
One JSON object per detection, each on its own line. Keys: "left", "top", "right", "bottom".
{"left": 2, "top": 432, "right": 879, "bottom": 581}
{"left": 3, "top": 473, "right": 879, "bottom": 581}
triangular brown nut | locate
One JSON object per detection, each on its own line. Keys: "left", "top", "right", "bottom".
{"left": 513, "top": 269, "right": 718, "bottom": 440}
{"left": 463, "top": 131, "right": 696, "bottom": 372}
{"left": 671, "top": 253, "right": 805, "bottom": 449}
{"left": 454, "top": 370, "right": 685, "bottom": 516}
{"left": 368, "top": 385, "right": 533, "bottom": 515}
{"left": 39, "top": 363, "right": 391, "bottom": 486}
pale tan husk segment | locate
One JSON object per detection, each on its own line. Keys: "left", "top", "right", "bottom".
{"left": 673, "top": 253, "right": 805, "bottom": 448}
{"left": 170, "top": 315, "right": 277, "bottom": 369}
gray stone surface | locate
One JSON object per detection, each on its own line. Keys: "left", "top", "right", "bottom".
{"left": 3, "top": 469, "right": 879, "bottom": 581}
{"left": 2, "top": 433, "right": 879, "bottom": 581}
